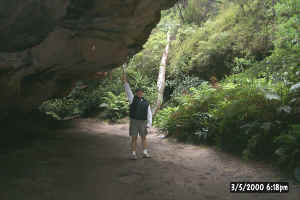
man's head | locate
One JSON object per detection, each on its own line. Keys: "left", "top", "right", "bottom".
{"left": 210, "top": 76, "right": 217, "bottom": 84}
{"left": 135, "top": 88, "right": 144, "bottom": 98}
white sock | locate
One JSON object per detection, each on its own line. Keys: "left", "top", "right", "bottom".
{"left": 143, "top": 149, "right": 148, "bottom": 154}
{"left": 132, "top": 151, "right": 136, "bottom": 155}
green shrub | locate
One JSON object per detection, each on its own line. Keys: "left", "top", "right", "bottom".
{"left": 213, "top": 83, "right": 284, "bottom": 154}
{"left": 154, "top": 106, "right": 179, "bottom": 132}
{"left": 155, "top": 76, "right": 295, "bottom": 159}
{"left": 78, "top": 89, "right": 103, "bottom": 117}
{"left": 100, "top": 92, "right": 129, "bottom": 122}
{"left": 166, "top": 76, "right": 204, "bottom": 104}
{"left": 274, "top": 124, "right": 300, "bottom": 171}
{"left": 39, "top": 98, "right": 80, "bottom": 120}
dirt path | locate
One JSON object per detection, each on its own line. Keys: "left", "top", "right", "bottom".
{"left": 0, "top": 119, "right": 299, "bottom": 200}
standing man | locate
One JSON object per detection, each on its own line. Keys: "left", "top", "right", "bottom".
{"left": 122, "top": 72, "right": 152, "bottom": 160}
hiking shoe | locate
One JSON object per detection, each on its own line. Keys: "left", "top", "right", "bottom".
{"left": 143, "top": 152, "right": 151, "bottom": 158}
{"left": 130, "top": 153, "right": 138, "bottom": 160}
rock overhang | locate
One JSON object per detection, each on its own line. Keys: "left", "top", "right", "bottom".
{"left": 0, "top": 0, "right": 176, "bottom": 116}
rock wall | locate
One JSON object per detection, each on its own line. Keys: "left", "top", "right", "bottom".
{"left": 0, "top": 0, "right": 175, "bottom": 116}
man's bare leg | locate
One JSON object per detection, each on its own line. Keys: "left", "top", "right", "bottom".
{"left": 141, "top": 136, "right": 151, "bottom": 158}
{"left": 141, "top": 136, "right": 147, "bottom": 150}
{"left": 131, "top": 136, "right": 138, "bottom": 159}
{"left": 131, "top": 136, "right": 137, "bottom": 152}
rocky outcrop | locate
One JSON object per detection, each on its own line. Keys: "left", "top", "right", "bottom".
{"left": 0, "top": 0, "right": 175, "bottom": 116}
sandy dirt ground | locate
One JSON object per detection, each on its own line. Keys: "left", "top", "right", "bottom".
{"left": 0, "top": 119, "right": 299, "bottom": 200}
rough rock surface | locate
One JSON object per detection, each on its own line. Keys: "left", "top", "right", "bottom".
{"left": 0, "top": 0, "right": 175, "bottom": 115}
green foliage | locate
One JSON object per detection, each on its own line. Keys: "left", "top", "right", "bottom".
{"left": 231, "top": 57, "right": 255, "bottom": 74}
{"left": 100, "top": 92, "right": 129, "bottom": 122}
{"left": 169, "top": 0, "right": 275, "bottom": 80}
{"left": 157, "top": 1, "right": 300, "bottom": 174}
{"left": 40, "top": 98, "right": 80, "bottom": 120}
{"left": 166, "top": 75, "right": 204, "bottom": 104}
{"left": 39, "top": 67, "right": 157, "bottom": 121}
{"left": 155, "top": 75, "right": 298, "bottom": 169}
{"left": 125, "top": 68, "right": 157, "bottom": 104}
{"left": 250, "top": 0, "right": 300, "bottom": 83}
{"left": 39, "top": 70, "right": 127, "bottom": 121}
{"left": 77, "top": 88, "right": 104, "bottom": 117}
{"left": 181, "top": 0, "right": 221, "bottom": 25}
{"left": 275, "top": 124, "right": 300, "bottom": 170}
{"left": 154, "top": 106, "right": 179, "bottom": 132}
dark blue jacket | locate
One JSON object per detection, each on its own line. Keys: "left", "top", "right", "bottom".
{"left": 129, "top": 96, "right": 149, "bottom": 120}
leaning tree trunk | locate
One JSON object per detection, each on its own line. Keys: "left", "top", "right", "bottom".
{"left": 153, "top": 30, "right": 171, "bottom": 115}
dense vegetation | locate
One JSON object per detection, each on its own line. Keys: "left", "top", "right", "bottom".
{"left": 41, "top": 0, "right": 300, "bottom": 179}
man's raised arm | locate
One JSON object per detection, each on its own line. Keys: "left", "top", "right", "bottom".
{"left": 122, "top": 72, "right": 134, "bottom": 104}
{"left": 147, "top": 105, "right": 152, "bottom": 128}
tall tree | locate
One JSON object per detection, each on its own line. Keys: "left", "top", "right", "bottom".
{"left": 153, "top": 30, "right": 171, "bottom": 115}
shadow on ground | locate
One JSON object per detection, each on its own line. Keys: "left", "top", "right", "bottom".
{"left": 0, "top": 118, "right": 299, "bottom": 200}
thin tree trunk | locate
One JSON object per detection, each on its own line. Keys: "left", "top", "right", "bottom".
{"left": 153, "top": 30, "right": 171, "bottom": 115}
{"left": 176, "top": 3, "right": 185, "bottom": 23}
